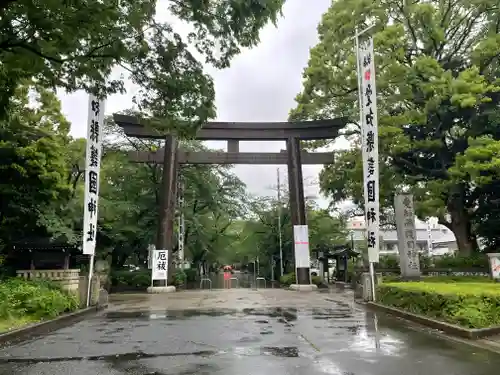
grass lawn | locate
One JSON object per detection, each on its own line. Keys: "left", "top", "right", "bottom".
{"left": 0, "top": 316, "right": 39, "bottom": 333}
{"left": 378, "top": 279, "right": 500, "bottom": 329}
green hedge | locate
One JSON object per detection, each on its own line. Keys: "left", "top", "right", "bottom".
{"left": 376, "top": 254, "right": 489, "bottom": 270}
{"left": 378, "top": 281, "right": 500, "bottom": 329}
{"left": 0, "top": 278, "right": 79, "bottom": 322}
{"left": 280, "top": 272, "right": 323, "bottom": 287}
{"left": 110, "top": 268, "right": 197, "bottom": 289}
{"left": 382, "top": 275, "right": 492, "bottom": 283}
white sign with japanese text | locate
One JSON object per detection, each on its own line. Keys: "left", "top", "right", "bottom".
{"left": 488, "top": 253, "right": 500, "bottom": 279}
{"left": 293, "top": 225, "right": 310, "bottom": 268}
{"left": 358, "top": 37, "right": 380, "bottom": 263}
{"left": 82, "top": 95, "right": 105, "bottom": 255}
{"left": 152, "top": 250, "right": 168, "bottom": 281}
{"left": 394, "top": 194, "right": 421, "bottom": 278}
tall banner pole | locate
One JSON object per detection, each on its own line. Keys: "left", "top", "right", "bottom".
{"left": 356, "top": 28, "right": 379, "bottom": 301}
{"left": 82, "top": 94, "right": 105, "bottom": 308}
{"left": 277, "top": 168, "right": 284, "bottom": 277}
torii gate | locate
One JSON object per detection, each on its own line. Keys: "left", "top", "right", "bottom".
{"left": 113, "top": 114, "right": 347, "bottom": 286}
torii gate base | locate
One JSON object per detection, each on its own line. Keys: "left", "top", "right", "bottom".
{"left": 114, "top": 115, "right": 347, "bottom": 290}
{"left": 147, "top": 286, "right": 176, "bottom": 294}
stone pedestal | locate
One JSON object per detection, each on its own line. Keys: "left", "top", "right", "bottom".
{"left": 361, "top": 272, "right": 382, "bottom": 301}
{"left": 147, "top": 286, "right": 176, "bottom": 293}
{"left": 78, "top": 275, "right": 100, "bottom": 307}
{"left": 290, "top": 284, "right": 318, "bottom": 292}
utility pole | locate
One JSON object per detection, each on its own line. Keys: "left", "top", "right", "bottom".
{"left": 277, "top": 168, "right": 284, "bottom": 277}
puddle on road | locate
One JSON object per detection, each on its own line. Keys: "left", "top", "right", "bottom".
{"left": 103, "top": 307, "right": 300, "bottom": 322}
{"left": 0, "top": 345, "right": 301, "bottom": 364}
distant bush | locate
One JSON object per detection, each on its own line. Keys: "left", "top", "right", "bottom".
{"left": 110, "top": 268, "right": 199, "bottom": 290}
{"left": 432, "top": 254, "right": 489, "bottom": 269}
{"left": 0, "top": 278, "right": 79, "bottom": 322}
{"left": 372, "top": 254, "right": 489, "bottom": 270}
{"left": 110, "top": 269, "right": 151, "bottom": 288}
{"left": 378, "top": 281, "right": 500, "bottom": 329}
{"left": 280, "top": 272, "right": 296, "bottom": 286}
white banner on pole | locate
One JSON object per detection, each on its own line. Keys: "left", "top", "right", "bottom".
{"left": 358, "top": 37, "right": 380, "bottom": 263}
{"left": 152, "top": 249, "right": 168, "bottom": 281}
{"left": 293, "top": 225, "right": 310, "bottom": 268}
{"left": 426, "top": 220, "right": 433, "bottom": 255}
{"left": 82, "top": 95, "right": 105, "bottom": 255}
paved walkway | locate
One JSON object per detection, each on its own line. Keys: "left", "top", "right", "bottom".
{"left": 1, "top": 288, "right": 500, "bottom": 374}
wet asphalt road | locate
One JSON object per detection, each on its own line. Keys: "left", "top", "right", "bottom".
{"left": 1, "top": 289, "right": 500, "bottom": 375}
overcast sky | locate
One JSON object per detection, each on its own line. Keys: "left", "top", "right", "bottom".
{"left": 58, "top": 0, "right": 349, "bottom": 208}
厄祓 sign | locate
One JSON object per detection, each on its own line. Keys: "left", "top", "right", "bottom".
{"left": 152, "top": 249, "right": 168, "bottom": 281}
{"left": 82, "top": 95, "right": 105, "bottom": 255}
{"left": 394, "top": 194, "right": 421, "bottom": 278}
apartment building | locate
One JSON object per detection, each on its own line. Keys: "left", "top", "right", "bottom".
{"left": 347, "top": 217, "right": 457, "bottom": 256}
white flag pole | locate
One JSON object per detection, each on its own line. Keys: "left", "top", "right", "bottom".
{"left": 83, "top": 94, "right": 105, "bottom": 308}
{"left": 355, "top": 25, "right": 378, "bottom": 302}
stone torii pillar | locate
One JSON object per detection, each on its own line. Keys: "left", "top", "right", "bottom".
{"left": 286, "top": 137, "right": 313, "bottom": 289}
{"left": 154, "top": 135, "right": 179, "bottom": 291}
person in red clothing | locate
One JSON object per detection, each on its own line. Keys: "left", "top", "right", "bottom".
{"left": 223, "top": 265, "right": 232, "bottom": 288}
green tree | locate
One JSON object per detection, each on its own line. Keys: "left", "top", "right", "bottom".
{"left": 0, "top": 82, "right": 72, "bottom": 248}
{"left": 0, "top": 0, "right": 284, "bottom": 128}
{"left": 181, "top": 164, "right": 247, "bottom": 274}
{"left": 290, "top": 0, "right": 500, "bottom": 256}
{"left": 233, "top": 195, "right": 348, "bottom": 279}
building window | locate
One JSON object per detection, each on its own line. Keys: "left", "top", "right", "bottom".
{"left": 385, "top": 243, "right": 395, "bottom": 251}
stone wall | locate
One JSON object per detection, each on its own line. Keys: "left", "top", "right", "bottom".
{"left": 16, "top": 269, "right": 80, "bottom": 292}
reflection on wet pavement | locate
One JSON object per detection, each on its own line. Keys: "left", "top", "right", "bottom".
{"left": 0, "top": 290, "right": 499, "bottom": 375}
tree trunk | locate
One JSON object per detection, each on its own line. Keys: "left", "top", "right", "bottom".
{"left": 444, "top": 191, "right": 478, "bottom": 256}
{"left": 449, "top": 214, "right": 478, "bottom": 257}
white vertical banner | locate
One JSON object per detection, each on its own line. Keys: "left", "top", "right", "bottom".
{"left": 358, "top": 37, "right": 380, "bottom": 264}
{"left": 426, "top": 220, "right": 433, "bottom": 255}
{"left": 82, "top": 95, "right": 105, "bottom": 255}
{"left": 293, "top": 225, "right": 310, "bottom": 268}
{"left": 152, "top": 249, "right": 168, "bottom": 281}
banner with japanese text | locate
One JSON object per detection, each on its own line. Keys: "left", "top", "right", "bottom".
{"left": 293, "top": 225, "right": 310, "bottom": 268}
{"left": 358, "top": 37, "right": 380, "bottom": 263}
{"left": 82, "top": 95, "right": 105, "bottom": 255}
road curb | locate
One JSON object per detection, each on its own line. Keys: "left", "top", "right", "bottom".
{"left": 366, "top": 302, "right": 500, "bottom": 339}
{"left": 0, "top": 304, "right": 108, "bottom": 347}
{"left": 354, "top": 301, "right": 500, "bottom": 355}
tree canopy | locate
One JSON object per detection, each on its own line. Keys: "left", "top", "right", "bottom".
{"left": 0, "top": 0, "right": 284, "bottom": 131}
{"left": 290, "top": 0, "right": 500, "bottom": 255}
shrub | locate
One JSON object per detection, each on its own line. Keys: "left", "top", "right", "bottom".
{"left": 0, "top": 278, "right": 79, "bottom": 321}
{"left": 184, "top": 268, "right": 198, "bottom": 282}
{"left": 280, "top": 272, "right": 296, "bottom": 286}
{"left": 432, "top": 254, "right": 489, "bottom": 269}
{"left": 110, "top": 269, "right": 151, "bottom": 288}
{"left": 110, "top": 268, "right": 197, "bottom": 289}
{"left": 378, "top": 281, "right": 500, "bottom": 329}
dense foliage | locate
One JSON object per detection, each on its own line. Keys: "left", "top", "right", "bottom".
{"left": 378, "top": 281, "right": 500, "bottom": 328}
{"left": 0, "top": 279, "right": 79, "bottom": 330}
{"left": 0, "top": 0, "right": 287, "bottom": 274}
{"left": 0, "top": 0, "right": 284, "bottom": 132}
{"left": 290, "top": 0, "right": 500, "bottom": 255}
{"left": 219, "top": 193, "right": 348, "bottom": 279}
